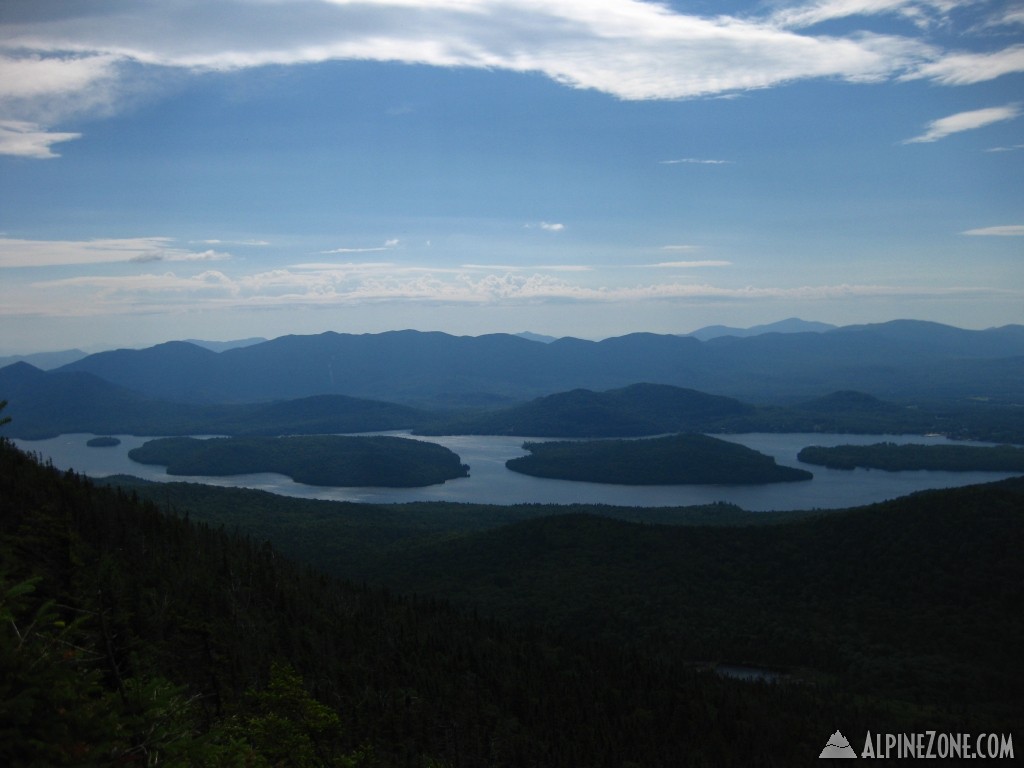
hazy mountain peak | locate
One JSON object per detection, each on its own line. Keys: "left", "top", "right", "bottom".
{"left": 515, "top": 332, "right": 559, "bottom": 344}
{"left": 0, "top": 349, "right": 88, "bottom": 371}
{"left": 688, "top": 318, "right": 836, "bottom": 341}
{"left": 183, "top": 337, "right": 267, "bottom": 352}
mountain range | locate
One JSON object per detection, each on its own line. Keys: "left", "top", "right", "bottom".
{"left": 39, "top": 320, "right": 1024, "bottom": 406}
{"left": 685, "top": 317, "right": 837, "bottom": 340}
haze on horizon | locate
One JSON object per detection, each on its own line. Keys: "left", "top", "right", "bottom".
{"left": 1, "top": 0, "right": 1022, "bottom": 354}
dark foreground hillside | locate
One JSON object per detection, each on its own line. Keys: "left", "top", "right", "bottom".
{"left": 2, "top": 436, "right": 1021, "bottom": 765}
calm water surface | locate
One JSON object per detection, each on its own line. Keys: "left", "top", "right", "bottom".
{"left": 13, "top": 432, "right": 1017, "bottom": 511}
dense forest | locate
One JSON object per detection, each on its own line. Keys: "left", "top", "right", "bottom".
{"left": 6, "top": 430, "right": 996, "bottom": 766}
{"left": 3, "top": 386, "right": 1023, "bottom": 765}
{"left": 505, "top": 433, "right": 813, "bottom": 484}
{"left": 128, "top": 435, "right": 469, "bottom": 487}
{"left": 797, "top": 441, "right": 1024, "bottom": 472}
{"left": 111, "top": 464, "right": 1024, "bottom": 736}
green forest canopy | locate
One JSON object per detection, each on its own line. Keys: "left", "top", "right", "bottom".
{"left": 506, "top": 433, "right": 813, "bottom": 485}
{"left": 128, "top": 434, "right": 469, "bottom": 487}
{"left": 797, "top": 442, "right": 1024, "bottom": 472}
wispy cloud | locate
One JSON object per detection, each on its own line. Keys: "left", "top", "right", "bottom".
{"left": 320, "top": 240, "right": 400, "bottom": 254}
{"left": 22, "top": 268, "right": 999, "bottom": 313}
{"left": 772, "top": 0, "right": 975, "bottom": 31}
{"left": 4, "top": 0, "right": 1002, "bottom": 157}
{"left": 647, "top": 260, "right": 732, "bottom": 268}
{"left": 461, "top": 263, "right": 590, "bottom": 272}
{"left": 902, "top": 44, "right": 1024, "bottom": 86}
{"left": 0, "top": 120, "right": 81, "bottom": 159}
{"left": 524, "top": 222, "right": 565, "bottom": 232}
{"left": 197, "top": 238, "right": 270, "bottom": 246}
{"left": 0, "top": 237, "right": 231, "bottom": 267}
{"left": 660, "top": 158, "right": 733, "bottom": 165}
{"left": 903, "top": 103, "right": 1022, "bottom": 144}
{"left": 962, "top": 225, "right": 1024, "bottom": 236}
{"left": 16, "top": 255, "right": 1010, "bottom": 319}
{"left": 129, "top": 249, "right": 230, "bottom": 263}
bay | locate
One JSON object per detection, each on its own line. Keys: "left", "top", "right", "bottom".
{"left": 12, "top": 431, "right": 1019, "bottom": 511}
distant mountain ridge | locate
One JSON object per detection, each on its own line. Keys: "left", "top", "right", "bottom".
{"left": 687, "top": 317, "right": 837, "bottom": 340}
{"left": 0, "top": 348, "right": 87, "bottom": 370}
{"left": 47, "top": 321, "right": 1024, "bottom": 406}
{"left": 5, "top": 361, "right": 1023, "bottom": 443}
{"left": 183, "top": 336, "right": 267, "bottom": 352}
{"left": 0, "top": 361, "right": 431, "bottom": 439}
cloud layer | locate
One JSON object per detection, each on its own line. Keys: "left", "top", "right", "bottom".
{"left": 0, "top": 237, "right": 231, "bottom": 267}
{"left": 2, "top": 0, "right": 1022, "bottom": 156}
{"left": 2, "top": 241, "right": 1012, "bottom": 321}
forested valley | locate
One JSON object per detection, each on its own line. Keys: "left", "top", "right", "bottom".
{"left": 3, "top": 428, "right": 1022, "bottom": 765}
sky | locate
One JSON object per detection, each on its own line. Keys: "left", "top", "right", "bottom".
{"left": 0, "top": 0, "right": 1022, "bottom": 353}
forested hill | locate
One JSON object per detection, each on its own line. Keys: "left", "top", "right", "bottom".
{"left": 416, "top": 383, "right": 756, "bottom": 436}
{"left": 366, "top": 479, "right": 1024, "bottom": 726}
{"left": 7, "top": 431, "right": 1024, "bottom": 763}
{"left": 2, "top": 436, "right": 963, "bottom": 767}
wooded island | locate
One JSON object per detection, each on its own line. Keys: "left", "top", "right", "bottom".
{"left": 506, "top": 433, "right": 813, "bottom": 484}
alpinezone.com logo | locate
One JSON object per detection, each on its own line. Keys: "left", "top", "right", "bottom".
{"left": 820, "top": 730, "right": 1015, "bottom": 759}
{"left": 819, "top": 731, "right": 857, "bottom": 758}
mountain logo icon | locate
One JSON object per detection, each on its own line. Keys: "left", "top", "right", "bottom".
{"left": 819, "top": 730, "right": 857, "bottom": 758}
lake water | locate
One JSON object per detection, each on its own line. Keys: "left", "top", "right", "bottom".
{"left": 13, "top": 432, "right": 1018, "bottom": 511}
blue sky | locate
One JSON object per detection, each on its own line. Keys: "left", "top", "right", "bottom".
{"left": 1, "top": 0, "right": 1021, "bottom": 353}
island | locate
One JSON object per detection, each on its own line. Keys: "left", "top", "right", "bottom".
{"left": 86, "top": 436, "right": 121, "bottom": 447}
{"left": 128, "top": 435, "right": 470, "bottom": 487}
{"left": 505, "top": 433, "right": 813, "bottom": 485}
{"left": 797, "top": 442, "right": 1024, "bottom": 472}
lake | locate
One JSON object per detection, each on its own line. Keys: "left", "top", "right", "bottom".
{"left": 13, "top": 431, "right": 1019, "bottom": 511}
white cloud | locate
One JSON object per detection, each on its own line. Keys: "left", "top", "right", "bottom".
{"left": 0, "top": 119, "right": 80, "bottom": 158}
{"left": 0, "top": 52, "right": 121, "bottom": 102}
{"left": 647, "top": 260, "right": 732, "bottom": 268}
{"left": 0, "top": 237, "right": 231, "bottom": 267}
{"left": 660, "top": 158, "right": 732, "bottom": 165}
{"left": 15, "top": 253, "right": 1008, "bottom": 318}
{"left": 903, "top": 44, "right": 1024, "bottom": 85}
{"left": 772, "top": 0, "right": 966, "bottom": 30}
{"left": 130, "top": 249, "right": 231, "bottom": 263}
{"left": 461, "top": 263, "right": 591, "bottom": 272}
{"left": 903, "top": 103, "right": 1021, "bottom": 143}
{"left": 321, "top": 246, "right": 390, "bottom": 254}
{"left": 37, "top": 270, "right": 236, "bottom": 296}
{"left": 4, "top": 0, "right": 1017, "bottom": 162}
{"left": 962, "top": 225, "right": 1024, "bottom": 236}
{"left": 320, "top": 240, "right": 400, "bottom": 253}
{"left": 0, "top": 0, "right": 948, "bottom": 141}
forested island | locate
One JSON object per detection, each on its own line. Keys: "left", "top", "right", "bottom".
{"left": 798, "top": 442, "right": 1024, "bottom": 472}
{"left": 86, "top": 435, "right": 121, "bottom": 447}
{"left": 506, "top": 433, "right": 813, "bottom": 484}
{"left": 128, "top": 434, "right": 469, "bottom": 487}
